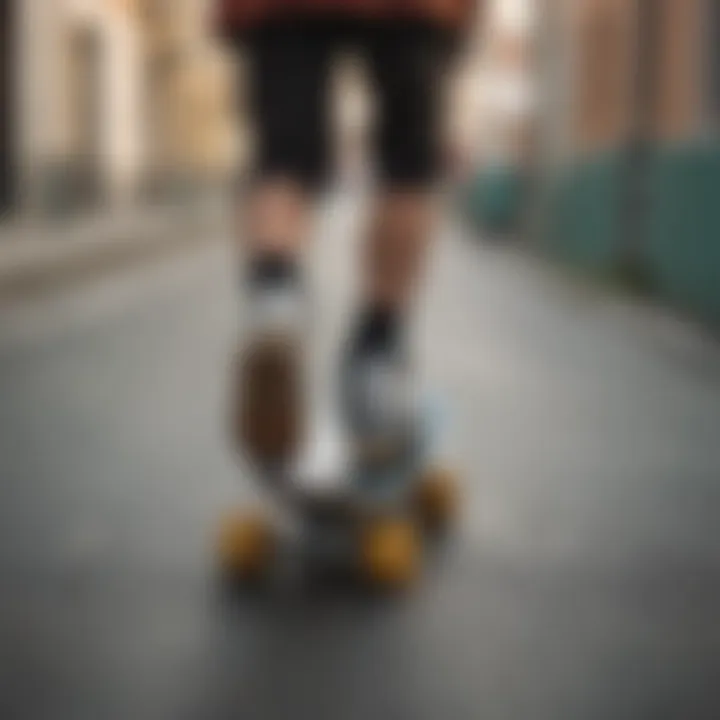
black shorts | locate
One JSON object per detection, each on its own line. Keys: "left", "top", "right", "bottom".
{"left": 240, "top": 19, "right": 454, "bottom": 191}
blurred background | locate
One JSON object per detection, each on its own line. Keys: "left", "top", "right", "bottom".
{"left": 1, "top": 1, "right": 720, "bottom": 719}
{"left": 1, "top": 0, "right": 236, "bottom": 214}
{"left": 2, "top": 0, "right": 719, "bottom": 319}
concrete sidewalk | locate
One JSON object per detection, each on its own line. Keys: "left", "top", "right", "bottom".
{"left": 1, "top": 200, "right": 720, "bottom": 720}
{"left": 0, "top": 201, "right": 224, "bottom": 301}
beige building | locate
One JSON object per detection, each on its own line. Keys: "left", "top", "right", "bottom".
{"left": 142, "top": 0, "right": 237, "bottom": 194}
{"left": 536, "top": 0, "right": 719, "bottom": 161}
{"left": 9, "top": 0, "right": 235, "bottom": 216}
{"left": 452, "top": 0, "right": 536, "bottom": 169}
{"left": 16, "top": 0, "right": 146, "bottom": 212}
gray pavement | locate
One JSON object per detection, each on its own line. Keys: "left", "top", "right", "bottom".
{"left": 0, "top": 200, "right": 222, "bottom": 301}
{"left": 1, "top": 196, "right": 720, "bottom": 719}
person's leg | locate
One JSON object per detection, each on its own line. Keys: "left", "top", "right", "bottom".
{"left": 359, "top": 23, "right": 449, "bottom": 348}
{"left": 236, "top": 23, "right": 332, "bottom": 464}
{"left": 243, "top": 22, "right": 332, "bottom": 254}
{"left": 341, "top": 23, "right": 451, "bottom": 453}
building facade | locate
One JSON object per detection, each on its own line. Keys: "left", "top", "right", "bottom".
{"left": 15, "top": 0, "right": 145, "bottom": 213}
{"left": 142, "top": 0, "right": 237, "bottom": 197}
{"left": 537, "top": 0, "right": 716, "bottom": 156}
{"left": 534, "top": 0, "right": 720, "bottom": 322}
{"left": 6, "top": 0, "right": 235, "bottom": 217}
{"left": 459, "top": 0, "right": 536, "bottom": 233}
{"left": 0, "top": 0, "right": 16, "bottom": 215}
{"left": 464, "top": 0, "right": 535, "bottom": 168}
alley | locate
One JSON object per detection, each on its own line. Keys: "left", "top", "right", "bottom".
{"left": 1, "top": 198, "right": 719, "bottom": 719}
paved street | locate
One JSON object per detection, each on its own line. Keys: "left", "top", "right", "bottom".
{"left": 1, "top": 196, "right": 720, "bottom": 719}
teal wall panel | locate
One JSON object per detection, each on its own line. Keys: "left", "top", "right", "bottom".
{"left": 538, "top": 152, "right": 624, "bottom": 273}
{"left": 646, "top": 143, "right": 720, "bottom": 322}
{"left": 463, "top": 165, "right": 525, "bottom": 235}
{"left": 533, "top": 141, "right": 720, "bottom": 324}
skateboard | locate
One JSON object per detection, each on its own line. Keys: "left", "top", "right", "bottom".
{"left": 216, "top": 399, "right": 459, "bottom": 590}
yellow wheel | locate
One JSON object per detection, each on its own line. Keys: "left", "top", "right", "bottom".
{"left": 413, "top": 467, "right": 459, "bottom": 531}
{"left": 359, "top": 516, "right": 420, "bottom": 589}
{"left": 216, "top": 511, "right": 274, "bottom": 580}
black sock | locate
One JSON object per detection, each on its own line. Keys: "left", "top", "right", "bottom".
{"left": 351, "top": 305, "right": 402, "bottom": 357}
{"left": 245, "top": 253, "right": 300, "bottom": 292}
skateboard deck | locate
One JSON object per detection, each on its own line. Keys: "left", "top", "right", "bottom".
{"left": 217, "top": 397, "right": 458, "bottom": 588}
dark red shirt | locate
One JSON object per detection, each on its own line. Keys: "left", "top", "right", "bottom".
{"left": 214, "top": 0, "right": 477, "bottom": 35}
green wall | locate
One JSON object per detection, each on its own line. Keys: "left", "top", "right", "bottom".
{"left": 538, "top": 151, "right": 625, "bottom": 272}
{"left": 463, "top": 165, "right": 526, "bottom": 235}
{"left": 536, "top": 141, "right": 720, "bottom": 324}
{"left": 646, "top": 143, "right": 720, "bottom": 323}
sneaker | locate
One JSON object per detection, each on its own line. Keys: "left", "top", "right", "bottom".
{"left": 339, "top": 343, "right": 420, "bottom": 467}
{"left": 233, "top": 283, "right": 307, "bottom": 466}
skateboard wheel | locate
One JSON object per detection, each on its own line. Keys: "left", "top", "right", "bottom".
{"left": 413, "top": 467, "right": 459, "bottom": 530}
{"left": 359, "top": 517, "right": 420, "bottom": 589}
{"left": 217, "top": 511, "right": 274, "bottom": 580}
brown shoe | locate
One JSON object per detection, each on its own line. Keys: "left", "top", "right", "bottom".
{"left": 234, "top": 335, "right": 303, "bottom": 464}
{"left": 232, "top": 279, "right": 307, "bottom": 464}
